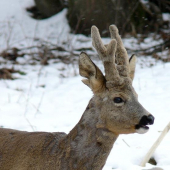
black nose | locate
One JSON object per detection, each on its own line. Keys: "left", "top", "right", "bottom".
{"left": 147, "top": 115, "right": 154, "bottom": 124}
{"left": 139, "top": 115, "right": 154, "bottom": 126}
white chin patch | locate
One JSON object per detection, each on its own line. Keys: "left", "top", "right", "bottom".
{"left": 136, "top": 127, "right": 149, "bottom": 134}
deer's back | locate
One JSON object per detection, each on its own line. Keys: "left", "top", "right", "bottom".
{"left": 0, "top": 128, "right": 66, "bottom": 170}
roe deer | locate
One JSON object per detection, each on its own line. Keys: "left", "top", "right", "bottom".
{"left": 0, "top": 25, "right": 154, "bottom": 170}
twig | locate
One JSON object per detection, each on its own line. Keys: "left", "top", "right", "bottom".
{"left": 122, "top": 139, "right": 130, "bottom": 147}
{"left": 121, "top": 1, "right": 140, "bottom": 35}
{"left": 25, "top": 117, "right": 35, "bottom": 131}
{"left": 126, "top": 40, "right": 170, "bottom": 55}
{"left": 34, "top": 91, "right": 45, "bottom": 116}
{"left": 36, "top": 66, "right": 44, "bottom": 87}
{"left": 24, "top": 82, "right": 32, "bottom": 116}
{"left": 140, "top": 122, "right": 170, "bottom": 167}
{"left": 6, "top": 21, "right": 14, "bottom": 49}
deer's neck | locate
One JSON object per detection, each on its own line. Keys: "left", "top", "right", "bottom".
{"left": 57, "top": 98, "right": 118, "bottom": 170}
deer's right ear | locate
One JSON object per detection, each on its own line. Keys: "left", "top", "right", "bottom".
{"left": 79, "top": 52, "right": 106, "bottom": 93}
{"left": 129, "top": 54, "right": 137, "bottom": 81}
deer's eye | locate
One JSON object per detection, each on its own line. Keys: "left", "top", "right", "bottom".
{"left": 114, "top": 97, "right": 123, "bottom": 103}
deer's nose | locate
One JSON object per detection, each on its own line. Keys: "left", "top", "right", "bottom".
{"left": 140, "top": 115, "right": 154, "bottom": 125}
{"left": 147, "top": 115, "right": 154, "bottom": 124}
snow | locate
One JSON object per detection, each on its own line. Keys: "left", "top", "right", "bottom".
{"left": 0, "top": 0, "right": 170, "bottom": 170}
{"left": 162, "top": 13, "right": 170, "bottom": 21}
{"left": 0, "top": 0, "right": 70, "bottom": 51}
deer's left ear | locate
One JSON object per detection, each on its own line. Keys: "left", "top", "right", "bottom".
{"left": 79, "top": 52, "right": 106, "bottom": 93}
{"left": 129, "top": 54, "right": 137, "bottom": 81}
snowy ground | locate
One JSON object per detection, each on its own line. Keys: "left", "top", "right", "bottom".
{"left": 0, "top": 0, "right": 170, "bottom": 170}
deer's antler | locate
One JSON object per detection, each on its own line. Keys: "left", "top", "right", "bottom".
{"left": 109, "top": 25, "right": 130, "bottom": 77}
{"left": 91, "top": 26, "right": 120, "bottom": 83}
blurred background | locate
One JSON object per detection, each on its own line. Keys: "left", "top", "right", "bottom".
{"left": 0, "top": 0, "right": 170, "bottom": 70}
{"left": 0, "top": 1, "right": 170, "bottom": 170}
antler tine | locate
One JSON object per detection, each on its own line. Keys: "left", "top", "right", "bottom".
{"left": 91, "top": 26, "right": 120, "bottom": 81}
{"left": 91, "top": 26, "right": 107, "bottom": 59}
{"left": 109, "top": 25, "right": 129, "bottom": 76}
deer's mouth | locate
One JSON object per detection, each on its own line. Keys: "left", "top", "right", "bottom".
{"left": 135, "top": 115, "right": 154, "bottom": 134}
{"left": 135, "top": 124, "right": 149, "bottom": 130}
{"left": 135, "top": 124, "right": 149, "bottom": 134}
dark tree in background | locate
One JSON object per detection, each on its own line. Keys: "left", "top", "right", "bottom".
{"left": 150, "top": 0, "right": 170, "bottom": 13}
{"left": 67, "top": 0, "right": 167, "bottom": 37}
{"left": 30, "top": 0, "right": 170, "bottom": 37}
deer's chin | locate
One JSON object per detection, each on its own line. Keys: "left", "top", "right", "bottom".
{"left": 135, "top": 125, "right": 149, "bottom": 134}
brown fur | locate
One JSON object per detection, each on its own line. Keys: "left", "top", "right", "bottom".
{"left": 0, "top": 25, "right": 153, "bottom": 170}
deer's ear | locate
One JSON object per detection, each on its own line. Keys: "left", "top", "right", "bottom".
{"left": 129, "top": 54, "right": 137, "bottom": 81}
{"left": 79, "top": 52, "right": 105, "bottom": 93}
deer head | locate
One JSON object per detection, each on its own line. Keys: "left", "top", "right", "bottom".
{"left": 79, "top": 25, "right": 154, "bottom": 135}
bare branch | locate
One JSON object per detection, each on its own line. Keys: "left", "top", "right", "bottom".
{"left": 140, "top": 122, "right": 170, "bottom": 167}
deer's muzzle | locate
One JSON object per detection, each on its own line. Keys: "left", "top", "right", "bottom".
{"left": 135, "top": 115, "right": 155, "bottom": 134}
